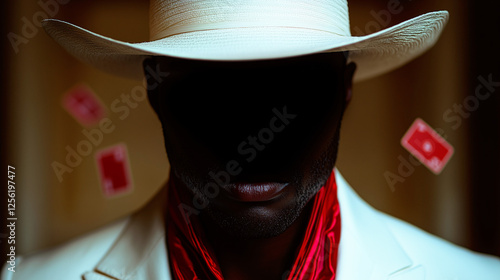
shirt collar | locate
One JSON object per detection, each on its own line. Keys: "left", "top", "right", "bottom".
{"left": 90, "top": 186, "right": 171, "bottom": 280}
{"left": 335, "top": 169, "right": 415, "bottom": 280}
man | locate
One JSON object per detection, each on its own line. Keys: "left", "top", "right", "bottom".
{"left": 3, "top": 0, "right": 500, "bottom": 279}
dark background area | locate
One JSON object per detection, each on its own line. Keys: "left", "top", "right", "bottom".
{"left": 469, "top": 0, "right": 500, "bottom": 257}
{"left": 1, "top": 0, "right": 11, "bottom": 272}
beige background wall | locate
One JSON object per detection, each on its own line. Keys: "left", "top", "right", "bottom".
{"left": 2, "top": 0, "right": 495, "bottom": 258}
{"left": 339, "top": 0, "right": 470, "bottom": 247}
{"left": 4, "top": 0, "right": 168, "bottom": 255}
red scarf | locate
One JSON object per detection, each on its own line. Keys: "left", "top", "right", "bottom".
{"left": 166, "top": 171, "right": 341, "bottom": 279}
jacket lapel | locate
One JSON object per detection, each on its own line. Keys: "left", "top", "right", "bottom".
{"left": 334, "top": 169, "right": 422, "bottom": 280}
{"left": 83, "top": 186, "right": 172, "bottom": 280}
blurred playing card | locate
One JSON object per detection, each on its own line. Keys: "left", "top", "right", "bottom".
{"left": 62, "top": 84, "right": 106, "bottom": 126}
{"left": 96, "top": 144, "right": 133, "bottom": 197}
{"left": 401, "top": 118, "right": 454, "bottom": 174}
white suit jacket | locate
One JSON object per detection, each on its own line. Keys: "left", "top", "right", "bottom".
{"left": 3, "top": 170, "right": 500, "bottom": 280}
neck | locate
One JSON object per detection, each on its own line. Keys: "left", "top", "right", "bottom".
{"left": 200, "top": 202, "right": 314, "bottom": 280}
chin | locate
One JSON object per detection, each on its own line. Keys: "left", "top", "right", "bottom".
{"left": 204, "top": 201, "right": 303, "bottom": 240}
{"left": 203, "top": 177, "right": 325, "bottom": 240}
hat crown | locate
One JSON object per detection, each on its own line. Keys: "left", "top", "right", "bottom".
{"left": 149, "top": 0, "right": 351, "bottom": 40}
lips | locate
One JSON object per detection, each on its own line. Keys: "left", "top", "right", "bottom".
{"left": 223, "top": 182, "right": 288, "bottom": 202}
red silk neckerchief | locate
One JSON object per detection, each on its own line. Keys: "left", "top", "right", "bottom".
{"left": 166, "top": 171, "right": 341, "bottom": 280}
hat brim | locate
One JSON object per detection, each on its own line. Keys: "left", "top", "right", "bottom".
{"left": 42, "top": 11, "right": 448, "bottom": 82}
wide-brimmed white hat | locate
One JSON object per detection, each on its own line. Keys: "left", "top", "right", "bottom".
{"left": 42, "top": 0, "right": 449, "bottom": 81}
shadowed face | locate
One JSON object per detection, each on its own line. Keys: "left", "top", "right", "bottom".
{"left": 145, "top": 52, "right": 355, "bottom": 239}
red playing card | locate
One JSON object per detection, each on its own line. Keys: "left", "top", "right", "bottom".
{"left": 62, "top": 84, "right": 106, "bottom": 127}
{"left": 401, "top": 118, "right": 454, "bottom": 174}
{"left": 96, "top": 144, "right": 133, "bottom": 197}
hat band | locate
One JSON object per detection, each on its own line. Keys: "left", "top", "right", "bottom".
{"left": 149, "top": 0, "right": 351, "bottom": 40}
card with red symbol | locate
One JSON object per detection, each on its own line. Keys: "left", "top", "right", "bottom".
{"left": 401, "top": 118, "right": 454, "bottom": 174}
{"left": 62, "top": 84, "right": 106, "bottom": 127}
{"left": 96, "top": 144, "right": 133, "bottom": 197}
